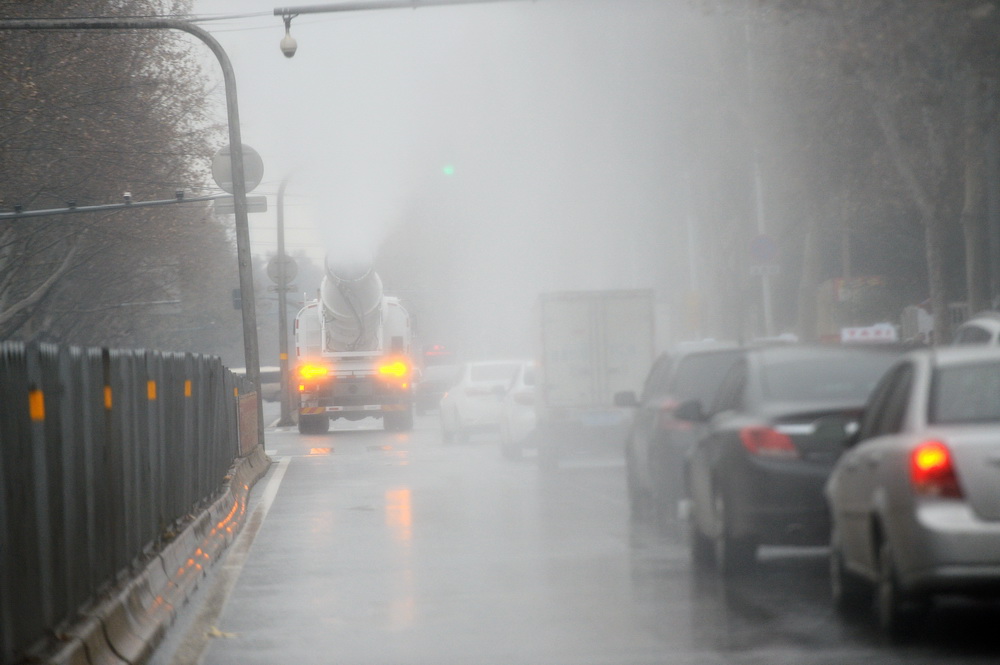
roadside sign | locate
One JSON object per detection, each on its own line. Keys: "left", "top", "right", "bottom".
{"left": 212, "top": 143, "right": 264, "bottom": 194}
{"left": 267, "top": 255, "right": 298, "bottom": 284}
{"left": 841, "top": 323, "right": 898, "bottom": 344}
{"left": 213, "top": 195, "right": 267, "bottom": 215}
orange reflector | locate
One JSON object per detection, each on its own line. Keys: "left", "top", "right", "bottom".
{"left": 104, "top": 386, "right": 113, "bottom": 410}
{"left": 184, "top": 380, "right": 192, "bottom": 397}
{"left": 299, "top": 364, "right": 329, "bottom": 379}
{"left": 29, "top": 389, "right": 45, "bottom": 421}
{"left": 147, "top": 380, "right": 157, "bottom": 401}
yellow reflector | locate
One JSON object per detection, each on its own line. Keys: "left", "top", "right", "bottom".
{"left": 147, "top": 380, "right": 157, "bottom": 401}
{"left": 379, "top": 361, "right": 408, "bottom": 378}
{"left": 184, "top": 380, "right": 192, "bottom": 397}
{"left": 104, "top": 386, "right": 113, "bottom": 410}
{"left": 299, "top": 364, "right": 329, "bottom": 379}
{"left": 29, "top": 389, "right": 45, "bottom": 421}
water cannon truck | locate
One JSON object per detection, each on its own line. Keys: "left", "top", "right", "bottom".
{"left": 293, "top": 255, "right": 414, "bottom": 434}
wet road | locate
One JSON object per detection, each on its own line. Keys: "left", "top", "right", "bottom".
{"left": 151, "top": 410, "right": 1000, "bottom": 665}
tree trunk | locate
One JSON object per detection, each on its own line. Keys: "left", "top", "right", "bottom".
{"left": 961, "top": 96, "right": 989, "bottom": 315}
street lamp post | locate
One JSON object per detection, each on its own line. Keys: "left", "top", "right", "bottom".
{"left": 0, "top": 17, "right": 264, "bottom": 447}
{"left": 276, "top": 179, "right": 296, "bottom": 427}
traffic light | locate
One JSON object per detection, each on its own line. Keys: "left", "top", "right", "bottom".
{"left": 442, "top": 164, "right": 456, "bottom": 176}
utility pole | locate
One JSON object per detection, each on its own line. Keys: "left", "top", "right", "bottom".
{"left": 276, "top": 179, "right": 296, "bottom": 427}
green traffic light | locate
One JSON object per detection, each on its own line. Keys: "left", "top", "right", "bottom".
{"left": 442, "top": 164, "right": 455, "bottom": 176}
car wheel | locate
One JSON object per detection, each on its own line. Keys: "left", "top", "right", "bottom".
{"left": 830, "top": 531, "right": 872, "bottom": 615}
{"left": 625, "top": 450, "right": 648, "bottom": 520}
{"left": 650, "top": 449, "right": 679, "bottom": 536}
{"left": 500, "top": 424, "right": 522, "bottom": 460}
{"left": 688, "top": 513, "right": 714, "bottom": 568}
{"left": 712, "top": 487, "right": 756, "bottom": 576}
{"left": 876, "top": 541, "right": 926, "bottom": 641}
{"left": 538, "top": 441, "right": 559, "bottom": 471}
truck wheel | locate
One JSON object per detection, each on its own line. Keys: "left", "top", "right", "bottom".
{"left": 384, "top": 409, "right": 414, "bottom": 432}
{"left": 298, "top": 413, "right": 329, "bottom": 435}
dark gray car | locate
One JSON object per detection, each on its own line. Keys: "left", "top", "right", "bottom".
{"left": 616, "top": 343, "right": 744, "bottom": 533}
{"left": 676, "top": 344, "right": 900, "bottom": 576}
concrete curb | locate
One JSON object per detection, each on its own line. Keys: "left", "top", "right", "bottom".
{"left": 31, "top": 447, "right": 272, "bottom": 665}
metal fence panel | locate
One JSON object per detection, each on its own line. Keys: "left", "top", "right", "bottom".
{"left": 0, "top": 341, "right": 254, "bottom": 662}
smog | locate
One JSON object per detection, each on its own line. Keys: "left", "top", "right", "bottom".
{"left": 195, "top": 0, "right": 711, "bottom": 360}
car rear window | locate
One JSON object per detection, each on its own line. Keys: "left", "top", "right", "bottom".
{"left": 470, "top": 363, "right": 520, "bottom": 383}
{"left": 930, "top": 362, "right": 1000, "bottom": 424}
{"left": 671, "top": 350, "right": 742, "bottom": 404}
{"left": 761, "top": 353, "right": 896, "bottom": 403}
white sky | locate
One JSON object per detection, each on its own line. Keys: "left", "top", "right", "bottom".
{"left": 188, "top": 0, "right": 715, "bottom": 356}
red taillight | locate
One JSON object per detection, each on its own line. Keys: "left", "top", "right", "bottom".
{"left": 512, "top": 390, "right": 534, "bottom": 406}
{"left": 739, "top": 426, "right": 799, "bottom": 458}
{"left": 910, "top": 441, "right": 962, "bottom": 498}
{"left": 298, "top": 364, "right": 329, "bottom": 380}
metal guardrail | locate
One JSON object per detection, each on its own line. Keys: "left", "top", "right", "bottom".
{"left": 0, "top": 341, "right": 255, "bottom": 663}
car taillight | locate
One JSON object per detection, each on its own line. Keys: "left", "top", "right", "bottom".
{"left": 298, "top": 364, "right": 329, "bottom": 380}
{"left": 910, "top": 440, "right": 962, "bottom": 498}
{"left": 739, "top": 426, "right": 799, "bottom": 459}
{"left": 512, "top": 390, "right": 534, "bottom": 406}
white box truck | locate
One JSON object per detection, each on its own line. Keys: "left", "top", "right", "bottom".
{"left": 535, "top": 289, "right": 656, "bottom": 468}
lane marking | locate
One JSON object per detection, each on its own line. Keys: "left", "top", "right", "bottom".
{"left": 168, "top": 456, "right": 290, "bottom": 665}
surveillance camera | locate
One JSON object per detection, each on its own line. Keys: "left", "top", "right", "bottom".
{"left": 123, "top": 192, "right": 132, "bottom": 203}
{"left": 280, "top": 33, "right": 297, "bottom": 58}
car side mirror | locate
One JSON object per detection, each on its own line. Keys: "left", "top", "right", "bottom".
{"left": 674, "top": 399, "right": 707, "bottom": 423}
{"left": 614, "top": 390, "right": 639, "bottom": 408}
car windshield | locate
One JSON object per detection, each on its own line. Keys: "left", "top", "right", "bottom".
{"left": 671, "top": 350, "right": 742, "bottom": 404}
{"left": 761, "top": 353, "right": 896, "bottom": 402}
{"left": 930, "top": 362, "right": 1000, "bottom": 424}
{"left": 470, "top": 363, "right": 520, "bottom": 383}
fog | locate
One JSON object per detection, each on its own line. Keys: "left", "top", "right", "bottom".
{"left": 193, "top": 1, "right": 718, "bottom": 359}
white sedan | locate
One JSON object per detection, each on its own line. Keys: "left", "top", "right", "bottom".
{"left": 499, "top": 361, "right": 536, "bottom": 459}
{"left": 440, "top": 360, "right": 524, "bottom": 443}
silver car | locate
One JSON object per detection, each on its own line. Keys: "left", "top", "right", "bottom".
{"left": 826, "top": 346, "right": 1000, "bottom": 639}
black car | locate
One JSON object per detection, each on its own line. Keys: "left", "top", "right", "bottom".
{"left": 414, "top": 364, "right": 461, "bottom": 415}
{"left": 616, "top": 343, "right": 744, "bottom": 532}
{"left": 676, "top": 344, "right": 900, "bottom": 575}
